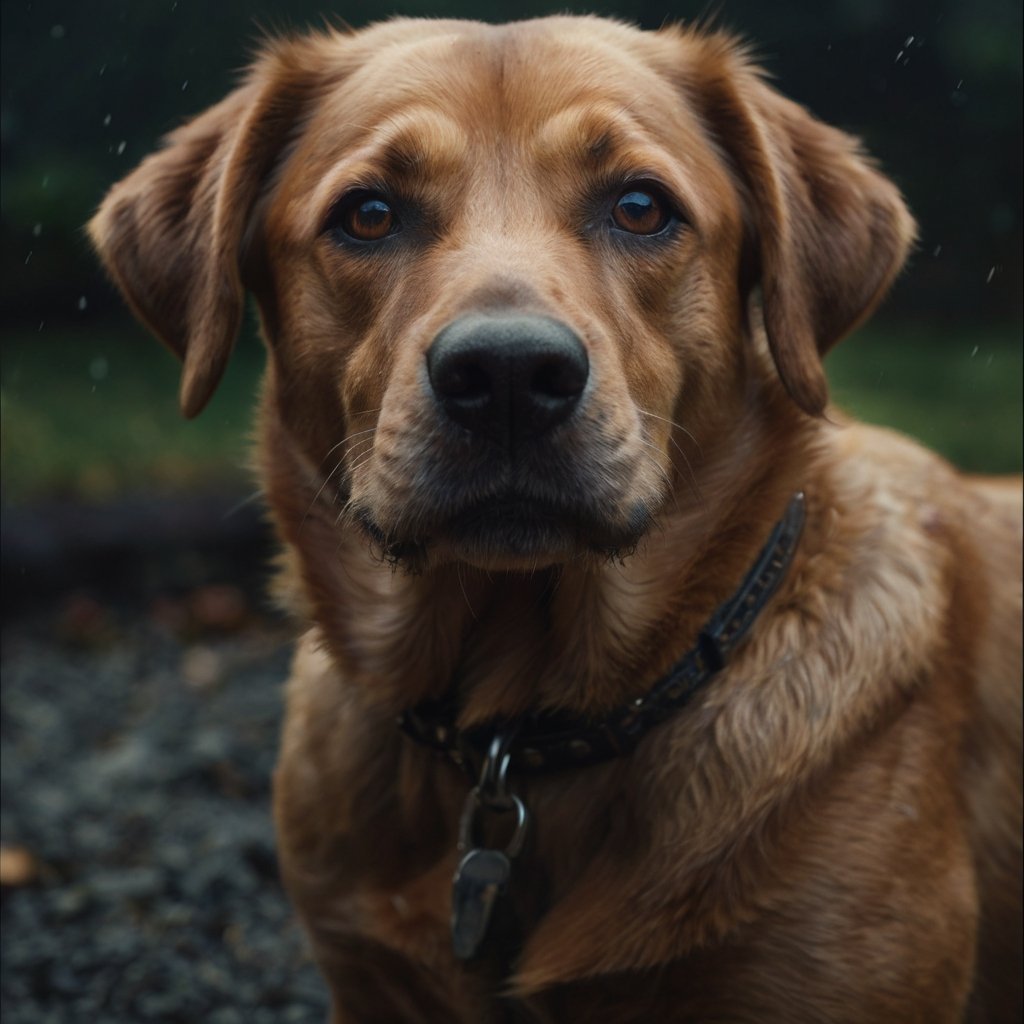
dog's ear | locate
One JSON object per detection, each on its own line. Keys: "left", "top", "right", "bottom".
{"left": 88, "top": 43, "right": 320, "bottom": 418}
{"left": 683, "top": 38, "right": 916, "bottom": 415}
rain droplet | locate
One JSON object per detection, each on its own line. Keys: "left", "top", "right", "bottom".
{"left": 986, "top": 267, "right": 996, "bottom": 283}
{"left": 32, "top": 223, "right": 42, "bottom": 237}
{"left": 932, "top": 244, "right": 942, "bottom": 256}
{"left": 78, "top": 296, "right": 89, "bottom": 311}
{"left": 41, "top": 175, "right": 49, "bottom": 188}
{"left": 970, "top": 346, "right": 979, "bottom": 358}
{"left": 50, "top": 24, "right": 66, "bottom": 40}
{"left": 89, "top": 357, "right": 109, "bottom": 381}
{"left": 103, "top": 113, "right": 112, "bottom": 126}
{"left": 181, "top": 79, "right": 189, "bottom": 91}
{"left": 38, "top": 321, "right": 46, "bottom": 333}
{"left": 24, "top": 251, "right": 32, "bottom": 265}
{"left": 99, "top": 64, "right": 107, "bottom": 76}
{"left": 904, "top": 35, "right": 915, "bottom": 46}
{"left": 117, "top": 140, "right": 127, "bottom": 155}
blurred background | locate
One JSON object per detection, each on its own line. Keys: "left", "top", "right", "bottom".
{"left": 1, "top": 1, "right": 1020, "bottom": 1021}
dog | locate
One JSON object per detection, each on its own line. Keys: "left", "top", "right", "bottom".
{"left": 89, "top": 16, "right": 1022, "bottom": 1022}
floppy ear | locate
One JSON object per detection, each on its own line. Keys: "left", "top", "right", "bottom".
{"left": 88, "top": 44, "right": 319, "bottom": 418}
{"left": 688, "top": 40, "right": 916, "bottom": 415}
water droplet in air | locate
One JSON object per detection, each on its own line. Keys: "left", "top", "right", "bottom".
{"left": 78, "top": 296, "right": 88, "bottom": 311}
{"left": 32, "top": 223, "right": 42, "bottom": 237}
{"left": 90, "top": 357, "right": 109, "bottom": 381}
{"left": 50, "top": 25, "right": 65, "bottom": 39}
{"left": 117, "top": 141, "right": 127, "bottom": 155}
{"left": 103, "top": 114, "right": 112, "bottom": 126}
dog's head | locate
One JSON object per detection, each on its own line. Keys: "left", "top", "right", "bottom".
{"left": 90, "top": 17, "right": 914, "bottom": 572}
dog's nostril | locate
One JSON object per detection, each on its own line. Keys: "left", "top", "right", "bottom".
{"left": 532, "top": 356, "right": 588, "bottom": 399}
{"left": 427, "top": 313, "right": 589, "bottom": 446}
{"left": 436, "top": 360, "right": 491, "bottom": 402}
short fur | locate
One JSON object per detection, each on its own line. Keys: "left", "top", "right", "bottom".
{"left": 90, "top": 17, "right": 1022, "bottom": 1023}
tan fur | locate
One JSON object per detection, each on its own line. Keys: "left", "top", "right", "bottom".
{"left": 89, "top": 17, "right": 1022, "bottom": 1023}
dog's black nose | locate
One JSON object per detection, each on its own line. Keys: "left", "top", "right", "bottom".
{"left": 427, "top": 314, "right": 589, "bottom": 447}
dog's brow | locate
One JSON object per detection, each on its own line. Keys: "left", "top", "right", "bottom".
{"left": 533, "top": 103, "right": 643, "bottom": 170}
{"left": 374, "top": 108, "right": 468, "bottom": 179}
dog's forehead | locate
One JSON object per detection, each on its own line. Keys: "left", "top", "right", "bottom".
{"left": 265, "top": 22, "right": 743, "bottom": 250}
{"left": 301, "top": 21, "right": 700, "bottom": 161}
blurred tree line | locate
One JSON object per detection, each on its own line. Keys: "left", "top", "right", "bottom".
{"left": 2, "top": 0, "right": 1021, "bottom": 331}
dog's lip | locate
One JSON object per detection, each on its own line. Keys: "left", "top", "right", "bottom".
{"left": 437, "top": 491, "right": 644, "bottom": 561}
{"left": 355, "top": 490, "right": 651, "bottom": 566}
{"left": 447, "top": 494, "right": 579, "bottom": 531}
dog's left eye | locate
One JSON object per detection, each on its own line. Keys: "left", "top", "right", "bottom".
{"left": 328, "top": 193, "right": 399, "bottom": 242}
{"left": 611, "top": 189, "right": 671, "bottom": 235}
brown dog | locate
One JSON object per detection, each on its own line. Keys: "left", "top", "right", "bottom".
{"left": 90, "top": 16, "right": 1021, "bottom": 1023}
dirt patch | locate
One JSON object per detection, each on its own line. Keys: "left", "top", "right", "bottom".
{"left": 1, "top": 598, "right": 328, "bottom": 1022}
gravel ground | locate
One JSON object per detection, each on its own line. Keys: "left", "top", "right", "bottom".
{"left": 1, "top": 591, "right": 329, "bottom": 1022}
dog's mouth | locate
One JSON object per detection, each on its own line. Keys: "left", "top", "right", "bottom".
{"left": 355, "top": 492, "right": 650, "bottom": 570}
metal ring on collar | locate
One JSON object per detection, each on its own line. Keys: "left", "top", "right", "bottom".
{"left": 457, "top": 787, "right": 529, "bottom": 859}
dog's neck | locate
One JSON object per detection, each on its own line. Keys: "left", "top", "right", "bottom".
{"left": 266, "top": 380, "right": 821, "bottom": 719}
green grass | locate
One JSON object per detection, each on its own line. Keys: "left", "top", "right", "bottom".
{"left": 1, "top": 319, "right": 1020, "bottom": 503}
{"left": 826, "top": 324, "right": 1022, "bottom": 474}
{"left": 1, "top": 322, "right": 265, "bottom": 502}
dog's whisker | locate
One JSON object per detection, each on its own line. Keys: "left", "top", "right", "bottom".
{"left": 300, "top": 426, "right": 380, "bottom": 531}
{"left": 339, "top": 437, "right": 375, "bottom": 471}
{"left": 346, "top": 450, "right": 377, "bottom": 479}
{"left": 637, "top": 407, "right": 703, "bottom": 457}
{"left": 320, "top": 428, "right": 371, "bottom": 466}
{"left": 635, "top": 437, "right": 700, "bottom": 513}
{"left": 637, "top": 427, "right": 704, "bottom": 512}
{"left": 300, "top": 459, "right": 349, "bottom": 532}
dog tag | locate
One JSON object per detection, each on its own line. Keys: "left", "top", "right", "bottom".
{"left": 451, "top": 847, "right": 511, "bottom": 960}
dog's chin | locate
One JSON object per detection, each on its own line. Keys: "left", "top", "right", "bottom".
{"left": 356, "top": 497, "right": 648, "bottom": 572}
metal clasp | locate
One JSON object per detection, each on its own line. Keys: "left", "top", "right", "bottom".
{"left": 457, "top": 728, "right": 529, "bottom": 857}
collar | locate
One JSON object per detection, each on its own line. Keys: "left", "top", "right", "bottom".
{"left": 399, "top": 491, "right": 805, "bottom": 777}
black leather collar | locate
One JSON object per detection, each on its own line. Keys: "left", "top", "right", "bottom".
{"left": 399, "top": 492, "right": 805, "bottom": 776}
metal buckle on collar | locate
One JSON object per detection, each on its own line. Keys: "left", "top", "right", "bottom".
{"left": 451, "top": 729, "right": 529, "bottom": 960}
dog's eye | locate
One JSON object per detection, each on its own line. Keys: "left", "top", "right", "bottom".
{"left": 611, "top": 189, "right": 670, "bottom": 235}
{"left": 331, "top": 194, "right": 398, "bottom": 242}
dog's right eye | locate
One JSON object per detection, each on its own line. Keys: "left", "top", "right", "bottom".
{"left": 611, "top": 188, "right": 671, "bottom": 236}
{"left": 327, "top": 193, "right": 399, "bottom": 243}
